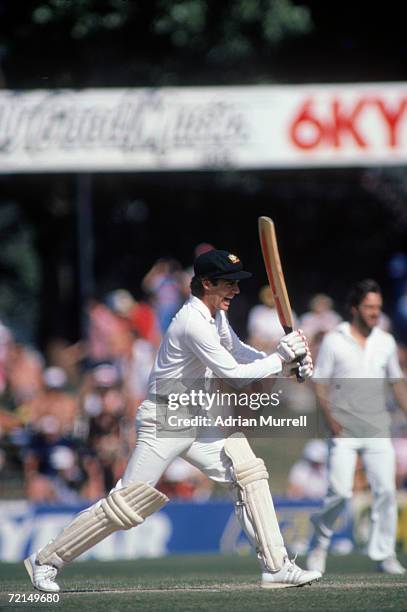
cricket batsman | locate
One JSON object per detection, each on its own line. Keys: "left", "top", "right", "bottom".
{"left": 25, "top": 249, "right": 320, "bottom": 592}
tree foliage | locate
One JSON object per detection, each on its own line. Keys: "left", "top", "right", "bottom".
{"left": 0, "top": 202, "right": 40, "bottom": 342}
{"left": 0, "top": 0, "right": 313, "bottom": 87}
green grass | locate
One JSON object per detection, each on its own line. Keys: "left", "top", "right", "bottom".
{"left": 1, "top": 553, "right": 406, "bottom": 611}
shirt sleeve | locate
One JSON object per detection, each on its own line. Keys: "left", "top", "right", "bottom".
{"left": 218, "top": 311, "right": 267, "bottom": 363}
{"left": 386, "top": 336, "right": 404, "bottom": 380}
{"left": 184, "top": 315, "right": 282, "bottom": 388}
{"left": 313, "top": 333, "right": 336, "bottom": 381}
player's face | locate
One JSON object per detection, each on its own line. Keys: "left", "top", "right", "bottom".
{"left": 353, "top": 292, "right": 382, "bottom": 330}
{"left": 204, "top": 279, "right": 240, "bottom": 314}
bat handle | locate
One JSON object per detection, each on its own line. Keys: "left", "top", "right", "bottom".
{"left": 282, "top": 325, "right": 305, "bottom": 383}
{"left": 296, "top": 369, "right": 305, "bottom": 383}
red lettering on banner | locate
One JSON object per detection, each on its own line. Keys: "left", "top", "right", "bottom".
{"left": 375, "top": 98, "right": 407, "bottom": 147}
{"left": 289, "top": 95, "right": 407, "bottom": 151}
{"left": 330, "top": 98, "right": 367, "bottom": 148}
{"left": 289, "top": 99, "right": 324, "bottom": 149}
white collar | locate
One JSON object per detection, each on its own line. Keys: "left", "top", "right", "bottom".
{"left": 336, "top": 321, "right": 352, "bottom": 336}
{"left": 189, "top": 296, "right": 215, "bottom": 322}
{"left": 336, "top": 321, "right": 379, "bottom": 341}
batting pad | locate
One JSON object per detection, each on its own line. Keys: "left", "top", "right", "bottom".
{"left": 224, "top": 433, "right": 286, "bottom": 572}
{"left": 37, "top": 481, "right": 169, "bottom": 568}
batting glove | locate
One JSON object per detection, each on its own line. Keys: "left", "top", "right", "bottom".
{"left": 297, "top": 351, "right": 313, "bottom": 379}
{"left": 276, "top": 330, "right": 308, "bottom": 363}
{"left": 282, "top": 349, "right": 313, "bottom": 379}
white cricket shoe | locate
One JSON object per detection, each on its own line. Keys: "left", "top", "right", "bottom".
{"left": 306, "top": 545, "right": 328, "bottom": 574}
{"left": 24, "top": 553, "right": 60, "bottom": 593}
{"left": 377, "top": 556, "right": 406, "bottom": 575}
{"left": 261, "top": 557, "right": 322, "bottom": 589}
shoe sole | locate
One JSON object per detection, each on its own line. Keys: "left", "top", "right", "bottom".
{"left": 24, "top": 557, "right": 35, "bottom": 588}
{"left": 261, "top": 577, "right": 320, "bottom": 589}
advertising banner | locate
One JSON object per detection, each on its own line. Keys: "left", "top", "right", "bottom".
{"left": 1, "top": 83, "right": 407, "bottom": 173}
{"left": 0, "top": 498, "right": 354, "bottom": 562}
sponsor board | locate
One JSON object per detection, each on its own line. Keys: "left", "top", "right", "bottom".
{"left": 0, "top": 498, "right": 354, "bottom": 561}
{"left": 1, "top": 83, "right": 407, "bottom": 172}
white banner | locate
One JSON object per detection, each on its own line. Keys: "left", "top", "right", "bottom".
{"left": 1, "top": 83, "right": 407, "bottom": 173}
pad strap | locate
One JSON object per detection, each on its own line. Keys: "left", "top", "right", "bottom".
{"left": 38, "top": 481, "right": 168, "bottom": 568}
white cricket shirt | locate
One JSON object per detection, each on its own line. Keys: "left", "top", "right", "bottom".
{"left": 148, "top": 295, "right": 283, "bottom": 397}
{"left": 314, "top": 322, "right": 403, "bottom": 435}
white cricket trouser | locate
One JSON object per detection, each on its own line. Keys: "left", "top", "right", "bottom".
{"left": 120, "top": 401, "right": 287, "bottom": 569}
{"left": 312, "top": 437, "right": 397, "bottom": 561}
{"left": 122, "top": 402, "right": 233, "bottom": 486}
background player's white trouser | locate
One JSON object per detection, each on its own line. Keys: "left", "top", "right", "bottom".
{"left": 122, "top": 401, "right": 288, "bottom": 571}
{"left": 312, "top": 437, "right": 397, "bottom": 561}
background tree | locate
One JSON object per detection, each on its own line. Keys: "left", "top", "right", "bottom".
{"left": 0, "top": 0, "right": 313, "bottom": 87}
{"left": 1, "top": 0, "right": 407, "bottom": 346}
{"left": 0, "top": 202, "right": 40, "bottom": 342}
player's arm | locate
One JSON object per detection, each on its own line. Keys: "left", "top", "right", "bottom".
{"left": 312, "top": 334, "right": 342, "bottom": 436}
{"left": 220, "top": 313, "right": 312, "bottom": 379}
{"left": 390, "top": 380, "right": 407, "bottom": 415}
{"left": 313, "top": 382, "right": 343, "bottom": 436}
{"left": 219, "top": 312, "right": 268, "bottom": 362}
{"left": 386, "top": 338, "right": 407, "bottom": 416}
{"left": 184, "top": 317, "right": 308, "bottom": 388}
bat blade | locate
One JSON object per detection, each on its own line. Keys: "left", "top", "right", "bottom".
{"left": 258, "top": 216, "right": 294, "bottom": 333}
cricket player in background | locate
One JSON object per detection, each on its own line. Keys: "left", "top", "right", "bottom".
{"left": 307, "top": 279, "right": 407, "bottom": 575}
{"left": 25, "top": 249, "right": 320, "bottom": 592}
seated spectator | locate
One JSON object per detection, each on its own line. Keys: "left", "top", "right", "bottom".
{"left": 0, "top": 408, "right": 21, "bottom": 435}
{"left": 300, "top": 294, "right": 342, "bottom": 340}
{"left": 16, "top": 367, "right": 78, "bottom": 436}
{"left": 23, "top": 415, "right": 79, "bottom": 503}
{"left": 81, "top": 364, "right": 130, "bottom": 492}
{"left": 126, "top": 330, "right": 156, "bottom": 416}
{"left": 7, "top": 342, "right": 44, "bottom": 406}
{"left": 102, "top": 290, "right": 159, "bottom": 416}
{"left": 287, "top": 439, "right": 328, "bottom": 499}
{"left": 157, "top": 457, "right": 213, "bottom": 501}
{"left": 49, "top": 447, "right": 79, "bottom": 500}
{"left": 248, "top": 286, "right": 298, "bottom": 353}
{"left": 45, "top": 337, "right": 84, "bottom": 388}
{"left": 24, "top": 427, "right": 105, "bottom": 504}
{"left": 105, "top": 288, "right": 161, "bottom": 348}
{"left": 87, "top": 299, "right": 134, "bottom": 365}
{"left": 142, "top": 258, "right": 185, "bottom": 333}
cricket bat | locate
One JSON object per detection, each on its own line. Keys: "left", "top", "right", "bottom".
{"left": 258, "top": 216, "right": 304, "bottom": 380}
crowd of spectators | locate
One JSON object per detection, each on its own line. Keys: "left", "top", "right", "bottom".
{"left": 1, "top": 258, "right": 406, "bottom": 506}
{"left": 0, "top": 254, "right": 209, "bottom": 505}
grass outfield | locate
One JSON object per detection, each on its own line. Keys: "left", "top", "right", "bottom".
{"left": 1, "top": 553, "right": 406, "bottom": 611}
